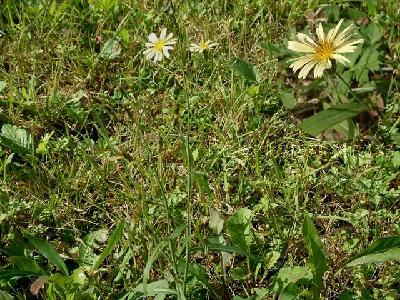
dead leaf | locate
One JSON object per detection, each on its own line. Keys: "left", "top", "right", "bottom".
{"left": 30, "top": 276, "right": 48, "bottom": 295}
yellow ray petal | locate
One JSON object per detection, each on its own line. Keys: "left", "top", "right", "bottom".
{"left": 298, "top": 60, "right": 318, "bottom": 79}
{"left": 288, "top": 41, "right": 316, "bottom": 53}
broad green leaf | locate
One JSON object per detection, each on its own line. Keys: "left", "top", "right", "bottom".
{"left": 272, "top": 266, "right": 312, "bottom": 294}
{"left": 23, "top": 231, "right": 69, "bottom": 276}
{"left": 343, "top": 8, "right": 365, "bottom": 21}
{"left": 143, "top": 240, "right": 167, "bottom": 292}
{"left": 0, "top": 81, "right": 7, "bottom": 93}
{"left": 302, "top": 214, "right": 329, "bottom": 299}
{"left": 226, "top": 208, "right": 253, "bottom": 253}
{"left": 299, "top": 102, "right": 369, "bottom": 136}
{"left": 192, "top": 171, "right": 212, "bottom": 200}
{"left": 132, "top": 280, "right": 176, "bottom": 299}
{"left": 93, "top": 220, "right": 124, "bottom": 269}
{"left": 0, "top": 124, "right": 33, "bottom": 155}
{"left": 229, "top": 266, "right": 247, "bottom": 280}
{"left": 280, "top": 91, "right": 296, "bottom": 109}
{"left": 0, "top": 270, "right": 41, "bottom": 280}
{"left": 233, "top": 296, "right": 256, "bottom": 300}
{"left": 99, "top": 38, "right": 121, "bottom": 60}
{"left": 7, "top": 256, "right": 43, "bottom": 273}
{"left": 360, "top": 23, "right": 382, "bottom": 44}
{"left": 191, "top": 243, "right": 261, "bottom": 262}
{"left": 79, "top": 228, "right": 108, "bottom": 265}
{"left": 209, "top": 207, "right": 224, "bottom": 234}
{"left": 232, "top": 59, "right": 260, "bottom": 82}
{"left": 88, "top": 0, "right": 118, "bottom": 12}
{"left": 0, "top": 290, "right": 13, "bottom": 300}
{"left": 264, "top": 251, "right": 281, "bottom": 271}
{"left": 353, "top": 48, "right": 380, "bottom": 83}
{"left": 70, "top": 267, "right": 87, "bottom": 285}
{"left": 392, "top": 152, "right": 400, "bottom": 167}
{"left": 118, "top": 28, "right": 130, "bottom": 43}
{"left": 346, "top": 236, "right": 400, "bottom": 267}
{"left": 186, "top": 263, "right": 213, "bottom": 291}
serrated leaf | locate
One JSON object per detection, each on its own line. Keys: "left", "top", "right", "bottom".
{"left": 23, "top": 231, "right": 69, "bottom": 276}
{"left": 232, "top": 59, "right": 260, "bottom": 82}
{"left": 299, "top": 102, "right": 369, "bottom": 136}
{"left": 187, "top": 263, "right": 212, "bottom": 291}
{"left": 353, "top": 48, "right": 380, "bottom": 83}
{"left": 303, "top": 214, "right": 329, "bottom": 299}
{"left": 99, "top": 38, "right": 121, "bottom": 60}
{"left": 346, "top": 236, "right": 400, "bottom": 267}
{"left": 79, "top": 228, "right": 109, "bottom": 265}
{"left": 360, "top": 23, "right": 382, "bottom": 44}
{"left": 226, "top": 208, "right": 253, "bottom": 253}
{"left": 0, "top": 124, "right": 33, "bottom": 155}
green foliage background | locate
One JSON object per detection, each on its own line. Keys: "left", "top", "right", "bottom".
{"left": 0, "top": 0, "right": 399, "bottom": 299}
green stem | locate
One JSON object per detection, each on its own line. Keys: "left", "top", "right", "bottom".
{"left": 182, "top": 49, "right": 193, "bottom": 298}
{"left": 331, "top": 68, "right": 365, "bottom": 105}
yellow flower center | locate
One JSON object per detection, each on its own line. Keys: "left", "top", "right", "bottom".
{"left": 316, "top": 41, "right": 334, "bottom": 60}
{"left": 199, "top": 42, "right": 209, "bottom": 50}
{"left": 154, "top": 40, "right": 165, "bottom": 51}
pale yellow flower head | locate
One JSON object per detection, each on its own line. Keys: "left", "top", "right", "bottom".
{"left": 189, "top": 40, "right": 218, "bottom": 53}
{"left": 144, "top": 28, "right": 177, "bottom": 62}
{"left": 288, "top": 19, "right": 364, "bottom": 79}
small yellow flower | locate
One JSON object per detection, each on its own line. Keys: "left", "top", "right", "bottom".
{"left": 189, "top": 40, "right": 218, "bottom": 53}
{"left": 288, "top": 19, "right": 364, "bottom": 79}
{"left": 144, "top": 28, "right": 177, "bottom": 62}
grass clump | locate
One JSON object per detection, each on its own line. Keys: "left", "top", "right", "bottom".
{"left": 0, "top": 0, "right": 399, "bottom": 299}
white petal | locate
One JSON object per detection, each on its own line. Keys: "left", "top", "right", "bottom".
{"left": 298, "top": 60, "right": 318, "bottom": 79}
{"left": 209, "top": 42, "right": 218, "bottom": 48}
{"left": 332, "top": 24, "right": 353, "bottom": 46}
{"left": 148, "top": 33, "right": 158, "bottom": 43}
{"left": 326, "top": 19, "right": 344, "bottom": 42}
{"left": 160, "top": 28, "right": 167, "bottom": 40}
{"left": 334, "top": 40, "right": 363, "bottom": 53}
{"left": 316, "top": 23, "right": 325, "bottom": 42}
{"left": 313, "top": 60, "right": 330, "bottom": 78}
{"left": 289, "top": 54, "right": 316, "bottom": 72}
{"left": 145, "top": 42, "right": 155, "bottom": 48}
{"left": 165, "top": 33, "right": 173, "bottom": 41}
{"left": 336, "top": 38, "right": 364, "bottom": 49}
{"left": 165, "top": 39, "right": 177, "bottom": 46}
{"left": 288, "top": 41, "right": 316, "bottom": 53}
{"left": 163, "top": 48, "right": 170, "bottom": 58}
{"left": 331, "top": 53, "right": 350, "bottom": 65}
{"left": 296, "top": 33, "right": 317, "bottom": 47}
{"left": 145, "top": 50, "right": 155, "bottom": 60}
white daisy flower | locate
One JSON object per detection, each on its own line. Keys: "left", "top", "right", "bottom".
{"left": 189, "top": 40, "right": 218, "bottom": 53}
{"left": 288, "top": 19, "right": 364, "bottom": 79}
{"left": 144, "top": 28, "right": 177, "bottom": 62}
